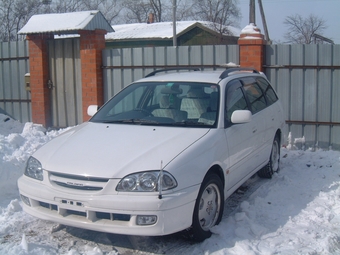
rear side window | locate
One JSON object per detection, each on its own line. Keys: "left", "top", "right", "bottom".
{"left": 256, "top": 78, "right": 278, "bottom": 105}
{"left": 241, "top": 77, "right": 267, "bottom": 114}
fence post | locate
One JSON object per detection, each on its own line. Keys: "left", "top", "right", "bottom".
{"left": 26, "top": 34, "right": 53, "bottom": 127}
{"left": 238, "top": 23, "right": 266, "bottom": 72}
{"left": 79, "top": 29, "right": 107, "bottom": 122}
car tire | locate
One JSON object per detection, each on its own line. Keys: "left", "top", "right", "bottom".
{"left": 258, "top": 135, "right": 280, "bottom": 178}
{"left": 189, "top": 174, "right": 224, "bottom": 242}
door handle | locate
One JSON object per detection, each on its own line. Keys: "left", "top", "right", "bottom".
{"left": 47, "top": 80, "right": 53, "bottom": 89}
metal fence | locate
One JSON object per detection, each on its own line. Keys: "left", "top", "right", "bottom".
{"left": 265, "top": 44, "right": 340, "bottom": 150}
{"left": 1, "top": 41, "right": 340, "bottom": 150}
{"left": 0, "top": 41, "right": 31, "bottom": 123}
{"left": 102, "top": 45, "right": 239, "bottom": 101}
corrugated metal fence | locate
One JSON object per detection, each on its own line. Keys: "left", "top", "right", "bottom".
{"left": 265, "top": 44, "right": 340, "bottom": 150}
{"left": 102, "top": 45, "right": 239, "bottom": 101}
{"left": 0, "top": 41, "right": 31, "bottom": 123}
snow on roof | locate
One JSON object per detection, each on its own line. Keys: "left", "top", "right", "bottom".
{"left": 105, "top": 21, "right": 240, "bottom": 41}
{"left": 18, "top": 10, "right": 114, "bottom": 35}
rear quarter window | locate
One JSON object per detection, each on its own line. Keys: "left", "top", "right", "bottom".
{"left": 241, "top": 77, "right": 267, "bottom": 114}
{"left": 256, "top": 77, "right": 278, "bottom": 106}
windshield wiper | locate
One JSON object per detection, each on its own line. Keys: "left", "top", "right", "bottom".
{"left": 103, "top": 119, "right": 160, "bottom": 125}
{"left": 172, "top": 121, "right": 211, "bottom": 127}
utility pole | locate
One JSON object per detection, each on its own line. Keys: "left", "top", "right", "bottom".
{"left": 258, "top": 0, "right": 271, "bottom": 44}
{"left": 249, "top": 0, "right": 255, "bottom": 24}
{"left": 172, "top": 0, "right": 177, "bottom": 47}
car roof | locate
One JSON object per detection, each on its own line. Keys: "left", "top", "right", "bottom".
{"left": 133, "top": 68, "right": 267, "bottom": 85}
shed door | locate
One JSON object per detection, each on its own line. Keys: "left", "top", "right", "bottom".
{"left": 48, "top": 38, "right": 82, "bottom": 128}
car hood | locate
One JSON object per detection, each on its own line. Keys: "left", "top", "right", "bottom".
{"left": 34, "top": 122, "right": 210, "bottom": 178}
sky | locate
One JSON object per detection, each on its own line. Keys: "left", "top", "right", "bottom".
{"left": 237, "top": 0, "right": 340, "bottom": 44}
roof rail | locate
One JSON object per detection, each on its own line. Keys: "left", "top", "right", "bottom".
{"left": 145, "top": 67, "right": 201, "bottom": 78}
{"left": 219, "top": 67, "right": 259, "bottom": 79}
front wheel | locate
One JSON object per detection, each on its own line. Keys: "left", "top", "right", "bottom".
{"left": 189, "top": 174, "right": 224, "bottom": 242}
{"left": 258, "top": 135, "right": 280, "bottom": 178}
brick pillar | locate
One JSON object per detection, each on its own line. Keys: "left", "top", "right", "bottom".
{"left": 26, "top": 34, "right": 53, "bottom": 127}
{"left": 238, "top": 23, "right": 266, "bottom": 72}
{"left": 79, "top": 29, "right": 107, "bottom": 122}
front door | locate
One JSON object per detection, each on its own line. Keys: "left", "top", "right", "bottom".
{"left": 48, "top": 38, "right": 82, "bottom": 128}
{"left": 224, "top": 79, "right": 258, "bottom": 189}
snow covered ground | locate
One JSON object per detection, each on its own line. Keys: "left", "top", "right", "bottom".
{"left": 1, "top": 113, "right": 340, "bottom": 255}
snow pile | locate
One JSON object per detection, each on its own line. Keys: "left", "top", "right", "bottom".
{"left": 241, "top": 23, "right": 261, "bottom": 35}
{"left": 1, "top": 113, "right": 340, "bottom": 254}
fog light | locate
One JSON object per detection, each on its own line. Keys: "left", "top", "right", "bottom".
{"left": 136, "top": 215, "right": 157, "bottom": 225}
{"left": 20, "top": 194, "right": 31, "bottom": 206}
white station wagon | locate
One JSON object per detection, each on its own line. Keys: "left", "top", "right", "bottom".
{"left": 18, "top": 67, "right": 285, "bottom": 241}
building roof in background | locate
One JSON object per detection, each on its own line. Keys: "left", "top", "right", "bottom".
{"left": 106, "top": 21, "right": 240, "bottom": 41}
{"left": 18, "top": 10, "right": 114, "bottom": 35}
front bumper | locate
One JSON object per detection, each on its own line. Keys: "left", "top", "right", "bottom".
{"left": 17, "top": 175, "right": 199, "bottom": 236}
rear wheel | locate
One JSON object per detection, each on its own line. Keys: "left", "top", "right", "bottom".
{"left": 258, "top": 135, "right": 280, "bottom": 178}
{"left": 189, "top": 174, "right": 224, "bottom": 242}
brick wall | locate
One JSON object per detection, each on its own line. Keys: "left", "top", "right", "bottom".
{"left": 79, "top": 29, "right": 107, "bottom": 122}
{"left": 238, "top": 24, "right": 266, "bottom": 72}
{"left": 26, "top": 29, "right": 107, "bottom": 127}
{"left": 26, "top": 34, "right": 53, "bottom": 127}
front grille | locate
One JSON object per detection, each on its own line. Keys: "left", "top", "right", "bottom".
{"left": 54, "top": 181, "right": 103, "bottom": 191}
{"left": 39, "top": 201, "right": 58, "bottom": 211}
{"left": 51, "top": 172, "right": 109, "bottom": 182}
{"left": 96, "top": 212, "right": 130, "bottom": 221}
{"left": 49, "top": 172, "right": 109, "bottom": 191}
{"left": 67, "top": 209, "right": 86, "bottom": 217}
{"left": 37, "top": 200, "right": 130, "bottom": 222}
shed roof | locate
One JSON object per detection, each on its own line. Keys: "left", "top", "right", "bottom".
{"left": 105, "top": 21, "right": 240, "bottom": 41}
{"left": 18, "top": 10, "right": 114, "bottom": 35}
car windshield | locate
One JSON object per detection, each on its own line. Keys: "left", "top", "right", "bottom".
{"left": 90, "top": 82, "right": 220, "bottom": 127}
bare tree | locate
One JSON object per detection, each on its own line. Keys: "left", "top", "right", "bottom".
{"left": 0, "top": 0, "right": 42, "bottom": 41}
{"left": 284, "top": 14, "right": 327, "bottom": 44}
{"left": 50, "top": 0, "right": 122, "bottom": 24}
{"left": 122, "top": 0, "right": 170, "bottom": 23}
{"left": 192, "top": 0, "right": 241, "bottom": 26}
{"left": 50, "top": 0, "right": 84, "bottom": 13}
{"left": 82, "top": 0, "right": 122, "bottom": 24}
{"left": 122, "top": 0, "right": 151, "bottom": 23}
{"left": 169, "top": 0, "right": 195, "bottom": 21}
{"left": 191, "top": 0, "right": 241, "bottom": 35}
{"left": 0, "top": 0, "right": 125, "bottom": 41}
{"left": 149, "top": 0, "right": 163, "bottom": 22}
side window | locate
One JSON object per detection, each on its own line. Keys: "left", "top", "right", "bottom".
{"left": 225, "top": 79, "right": 249, "bottom": 125}
{"left": 241, "top": 77, "right": 267, "bottom": 114}
{"left": 256, "top": 78, "right": 278, "bottom": 105}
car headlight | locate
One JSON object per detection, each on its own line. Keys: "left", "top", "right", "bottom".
{"left": 24, "top": 156, "right": 43, "bottom": 181}
{"left": 116, "top": 171, "right": 177, "bottom": 192}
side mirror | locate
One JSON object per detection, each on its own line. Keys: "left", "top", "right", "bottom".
{"left": 231, "top": 110, "right": 252, "bottom": 124}
{"left": 87, "top": 105, "right": 99, "bottom": 117}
